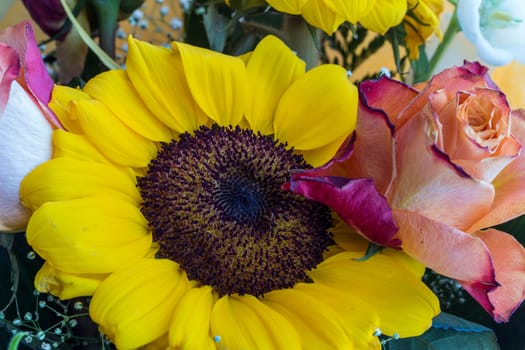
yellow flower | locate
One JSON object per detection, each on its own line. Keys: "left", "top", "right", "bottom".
{"left": 21, "top": 35, "right": 439, "bottom": 349}
{"left": 404, "top": 0, "right": 444, "bottom": 59}
{"left": 266, "top": 0, "right": 407, "bottom": 34}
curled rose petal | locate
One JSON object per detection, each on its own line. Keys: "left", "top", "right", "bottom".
{"left": 472, "top": 228, "right": 525, "bottom": 323}
{"left": 470, "top": 109, "right": 525, "bottom": 231}
{"left": 284, "top": 175, "right": 401, "bottom": 248}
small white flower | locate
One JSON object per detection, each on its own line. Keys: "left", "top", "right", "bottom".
{"left": 457, "top": 0, "right": 525, "bottom": 65}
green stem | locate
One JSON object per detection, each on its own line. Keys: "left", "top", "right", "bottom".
{"left": 427, "top": 8, "right": 460, "bottom": 80}
{"left": 88, "top": 0, "right": 121, "bottom": 60}
{"left": 282, "top": 15, "right": 320, "bottom": 70}
{"left": 59, "top": 0, "right": 120, "bottom": 70}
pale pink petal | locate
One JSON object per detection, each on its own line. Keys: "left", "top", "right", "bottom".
{"left": 389, "top": 109, "right": 495, "bottom": 230}
{"left": 0, "top": 43, "right": 20, "bottom": 114}
{"left": 285, "top": 175, "right": 400, "bottom": 247}
{"left": 393, "top": 209, "right": 496, "bottom": 286}
{"left": 469, "top": 109, "right": 525, "bottom": 231}
{"left": 0, "top": 21, "right": 60, "bottom": 127}
{"left": 464, "top": 228, "right": 525, "bottom": 323}
{"left": 0, "top": 81, "right": 53, "bottom": 232}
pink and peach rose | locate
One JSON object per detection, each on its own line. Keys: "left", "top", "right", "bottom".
{"left": 0, "top": 21, "right": 60, "bottom": 232}
{"left": 287, "top": 61, "right": 525, "bottom": 323}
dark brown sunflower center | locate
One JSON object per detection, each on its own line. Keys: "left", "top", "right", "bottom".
{"left": 138, "top": 125, "right": 333, "bottom": 296}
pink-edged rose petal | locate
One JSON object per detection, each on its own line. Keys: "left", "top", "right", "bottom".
{"left": 349, "top": 98, "right": 395, "bottom": 194}
{"left": 472, "top": 228, "right": 525, "bottom": 323}
{"left": 396, "top": 62, "right": 496, "bottom": 128}
{"left": 0, "top": 21, "right": 60, "bottom": 127}
{"left": 470, "top": 109, "right": 525, "bottom": 231}
{"left": 359, "top": 76, "right": 419, "bottom": 127}
{"left": 393, "top": 209, "right": 496, "bottom": 285}
{"left": 284, "top": 175, "right": 400, "bottom": 247}
{"left": 389, "top": 108, "right": 495, "bottom": 231}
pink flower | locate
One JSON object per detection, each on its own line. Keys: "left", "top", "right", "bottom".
{"left": 286, "top": 61, "right": 525, "bottom": 323}
{"left": 0, "top": 21, "right": 61, "bottom": 232}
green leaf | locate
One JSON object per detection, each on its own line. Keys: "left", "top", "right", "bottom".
{"left": 203, "top": 5, "right": 228, "bottom": 52}
{"left": 386, "top": 312, "right": 500, "bottom": 350}
{"left": 411, "top": 45, "right": 430, "bottom": 84}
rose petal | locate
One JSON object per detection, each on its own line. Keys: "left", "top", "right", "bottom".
{"left": 464, "top": 228, "right": 525, "bottom": 323}
{"left": 431, "top": 88, "right": 520, "bottom": 183}
{"left": 0, "top": 21, "right": 51, "bottom": 101}
{"left": 285, "top": 175, "right": 400, "bottom": 247}
{"left": 389, "top": 109, "right": 495, "bottom": 230}
{"left": 0, "top": 21, "right": 58, "bottom": 126}
{"left": 469, "top": 109, "right": 525, "bottom": 231}
{"left": 393, "top": 209, "right": 497, "bottom": 286}
{"left": 359, "top": 77, "right": 419, "bottom": 128}
{"left": 396, "top": 62, "right": 496, "bottom": 128}
{"left": 0, "top": 43, "right": 20, "bottom": 114}
{"left": 0, "top": 81, "right": 53, "bottom": 232}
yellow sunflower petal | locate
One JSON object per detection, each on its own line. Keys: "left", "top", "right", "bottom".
{"left": 309, "top": 251, "right": 440, "bottom": 337}
{"left": 294, "top": 282, "right": 381, "bottom": 349}
{"left": 169, "top": 286, "right": 217, "bottom": 350}
{"left": 245, "top": 35, "right": 305, "bottom": 135}
{"left": 323, "top": 0, "right": 377, "bottom": 23}
{"left": 359, "top": 0, "right": 406, "bottom": 34}
{"left": 263, "top": 287, "right": 353, "bottom": 349}
{"left": 90, "top": 259, "right": 190, "bottom": 350}
{"left": 331, "top": 221, "right": 370, "bottom": 253}
{"left": 52, "top": 129, "right": 109, "bottom": 163}
{"left": 265, "top": 0, "right": 308, "bottom": 14}
{"left": 34, "top": 262, "right": 106, "bottom": 299}
{"left": 71, "top": 99, "right": 157, "bottom": 167}
{"left": 274, "top": 64, "right": 357, "bottom": 151}
{"left": 301, "top": 0, "right": 345, "bottom": 34}
{"left": 210, "top": 294, "right": 301, "bottom": 350}
{"left": 49, "top": 85, "right": 90, "bottom": 133}
{"left": 126, "top": 37, "right": 208, "bottom": 133}
{"left": 173, "top": 41, "right": 249, "bottom": 127}
{"left": 26, "top": 195, "right": 151, "bottom": 274}
{"left": 20, "top": 158, "right": 140, "bottom": 211}
{"left": 299, "top": 133, "right": 347, "bottom": 166}
{"left": 83, "top": 70, "right": 172, "bottom": 142}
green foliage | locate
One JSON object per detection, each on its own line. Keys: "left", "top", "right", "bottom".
{"left": 385, "top": 313, "right": 500, "bottom": 350}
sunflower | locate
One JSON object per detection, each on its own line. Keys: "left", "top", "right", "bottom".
{"left": 20, "top": 35, "right": 439, "bottom": 349}
{"left": 265, "top": 0, "right": 408, "bottom": 35}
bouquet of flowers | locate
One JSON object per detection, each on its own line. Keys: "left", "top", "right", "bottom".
{"left": 1, "top": 0, "right": 524, "bottom": 349}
